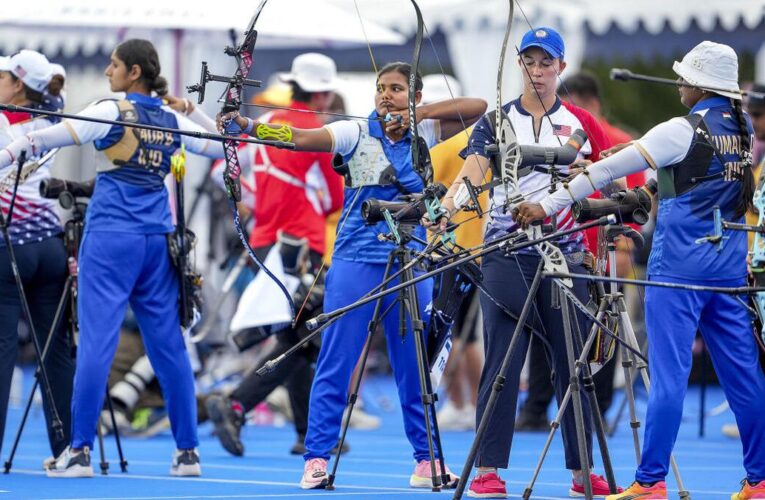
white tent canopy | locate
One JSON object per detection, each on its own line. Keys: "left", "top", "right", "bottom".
{"left": 329, "top": 0, "right": 765, "bottom": 104}
{"left": 0, "top": 0, "right": 406, "bottom": 56}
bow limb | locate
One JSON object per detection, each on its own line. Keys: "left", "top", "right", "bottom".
{"left": 217, "top": 0, "right": 297, "bottom": 318}
{"left": 493, "top": 0, "right": 571, "bottom": 287}
{"left": 408, "top": 0, "right": 432, "bottom": 186}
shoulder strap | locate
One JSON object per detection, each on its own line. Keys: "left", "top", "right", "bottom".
{"left": 101, "top": 100, "right": 141, "bottom": 167}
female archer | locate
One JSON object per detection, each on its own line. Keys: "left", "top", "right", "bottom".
{"left": 435, "top": 27, "right": 622, "bottom": 498}
{"left": 0, "top": 49, "right": 74, "bottom": 467}
{"left": 516, "top": 41, "right": 765, "bottom": 500}
{"left": 0, "top": 39, "right": 225, "bottom": 478}
{"left": 220, "top": 61, "right": 486, "bottom": 489}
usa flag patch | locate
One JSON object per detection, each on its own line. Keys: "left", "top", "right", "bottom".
{"left": 553, "top": 123, "right": 572, "bottom": 136}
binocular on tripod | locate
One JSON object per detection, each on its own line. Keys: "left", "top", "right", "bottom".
{"left": 361, "top": 183, "right": 448, "bottom": 225}
{"left": 39, "top": 177, "right": 95, "bottom": 209}
{"left": 573, "top": 178, "right": 658, "bottom": 226}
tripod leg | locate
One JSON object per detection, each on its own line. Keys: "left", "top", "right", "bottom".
{"left": 618, "top": 300, "right": 691, "bottom": 499}
{"left": 570, "top": 303, "right": 618, "bottom": 494}
{"left": 522, "top": 301, "right": 610, "bottom": 499}
{"left": 400, "top": 262, "right": 441, "bottom": 492}
{"left": 4, "top": 278, "right": 72, "bottom": 473}
{"left": 326, "top": 255, "right": 395, "bottom": 490}
{"left": 96, "top": 416, "right": 108, "bottom": 475}
{"left": 453, "top": 260, "right": 545, "bottom": 500}
{"left": 404, "top": 264, "right": 452, "bottom": 490}
{"left": 0, "top": 228, "right": 65, "bottom": 442}
{"left": 105, "top": 388, "right": 128, "bottom": 472}
{"left": 558, "top": 283, "right": 592, "bottom": 499}
{"left": 4, "top": 378, "right": 40, "bottom": 474}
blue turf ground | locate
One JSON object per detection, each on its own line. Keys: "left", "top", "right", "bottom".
{"left": 0, "top": 374, "right": 745, "bottom": 499}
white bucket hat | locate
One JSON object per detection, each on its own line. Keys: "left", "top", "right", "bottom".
{"left": 672, "top": 41, "right": 741, "bottom": 100}
{"left": 279, "top": 53, "right": 338, "bottom": 93}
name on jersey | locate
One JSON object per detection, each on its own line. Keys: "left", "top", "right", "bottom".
{"left": 136, "top": 128, "right": 175, "bottom": 146}
{"left": 710, "top": 133, "right": 753, "bottom": 156}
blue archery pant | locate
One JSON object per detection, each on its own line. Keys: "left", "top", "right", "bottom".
{"left": 638, "top": 276, "right": 765, "bottom": 484}
{"left": 304, "top": 258, "right": 434, "bottom": 461}
{"left": 72, "top": 232, "right": 198, "bottom": 450}
{"left": 476, "top": 252, "right": 593, "bottom": 470}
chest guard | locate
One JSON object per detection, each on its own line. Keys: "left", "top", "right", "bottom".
{"left": 657, "top": 114, "right": 729, "bottom": 200}
{"left": 95, "top": 100, "right": 178, "bottom": 177}
{"left": 333, "top": 122, "right": 400, "bottom": 189}
{"left": 97, "top": 100, "right": 141, "bottom": 172}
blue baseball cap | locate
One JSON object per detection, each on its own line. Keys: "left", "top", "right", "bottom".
{"left": 519, "top": 27, "right": 565, "bottom": 60}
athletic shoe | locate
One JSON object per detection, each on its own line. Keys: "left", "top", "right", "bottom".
{"left": 467, "top": 472, "right": 507, "bottom": 498}
{"left": 723, "top": 423, "right": 741, "bottom": 439}
{"left": 46, "top": 446, "right": 94, "bottom": 478}
{"left": 437, "top": 402, "right": 475, "bottom": 431}
{"left": 206, "top": 394, "right": 245, "bottom": 456}
{"left": 300, "top": 458, "right": 328, "bottom": 489}
{"left": 346, "top": 407, "right": 381, "bottom": 430}
{"left": 570, "top": 473, "right": 623, "bottom": 497}
{"left": 732, "top": 479, "right": 765, "bottom": 499}
{"left": 170, "top": 449, "right": 201, "bottom": 477}
{"left": 605, "top": 481, "right": 667, "bottom": 499}
{"left": 42, "top": 455, "right": 55, "bottom": 470}
{"left": 410, "top": 459, "right": 458, "bottom": 488}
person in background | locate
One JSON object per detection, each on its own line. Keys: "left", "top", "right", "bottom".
{"left": 0, "top": 49, "right": 74, "bottom": 467}
{"left": 205, "top": 53, "right": 345, "bottom": 457}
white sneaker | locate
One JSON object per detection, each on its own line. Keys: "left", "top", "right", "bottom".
{"left": 722, "top": 423, "right": 740, "bottom": 439}
{"left": 437, "top": 402, "right": 474, "bottom": 431}
{"left": 42, "top": 455, "right": 55, "bottom": 470}
{"left": 46, "top": 446, "right": 94, "bottom": 478}
{"left": 170, "top": 449, "right": 201, "bottom": 477}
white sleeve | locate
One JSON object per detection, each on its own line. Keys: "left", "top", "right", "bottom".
{"left": 417, "top": 118, "right": 440, "bottom": 148}
{"left": 63, "top": 100, "right": 119, "bottom": 144}
{"left": 633, "top": 117, "right": 694, "bottom": 170}
{"left": 174, "top": 112, "right": 225, "bottom": 159}
{"left": 325, "top": 120, "right": 361, "bottom": 156}
{"left": 183, "top": 106, "right": 217, "bottom": 133}
{"left": 540, "top": 145, "right": 650, "bottom": 216}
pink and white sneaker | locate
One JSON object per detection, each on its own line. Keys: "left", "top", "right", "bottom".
{"left": 300, "top": 458, "right": 328, "bottom": 489}
{"left": 468, "top": 472, "right": 508, "bottom": 498}
{"left": 410, "top": 459, "right": 459, "bottom": 488}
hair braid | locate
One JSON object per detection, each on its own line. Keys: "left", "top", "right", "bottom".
{"left": 731, "top": 98, "right": 755, "bottom": 217}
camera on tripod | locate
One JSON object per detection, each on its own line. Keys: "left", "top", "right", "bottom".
{"left": 361, "top": 183, "right": 447, "bottom": 225}
{"left": 573, "top": 178, "right": 657, "bottom": 226}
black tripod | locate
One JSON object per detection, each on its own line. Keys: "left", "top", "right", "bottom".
{"left": 3, "top": 189, "right": 128, "bottom": 475}
{"left": 327, "top": 224, "right": 451, "bottom": 491}
{"left": 0, "top": 153, "right": 64, "bottom": 472}
{"left": 452, "top": 233, "right": 623, "bottom": 500}
{"left": 518, "top": 225, "right": 687, "bottom": 499}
